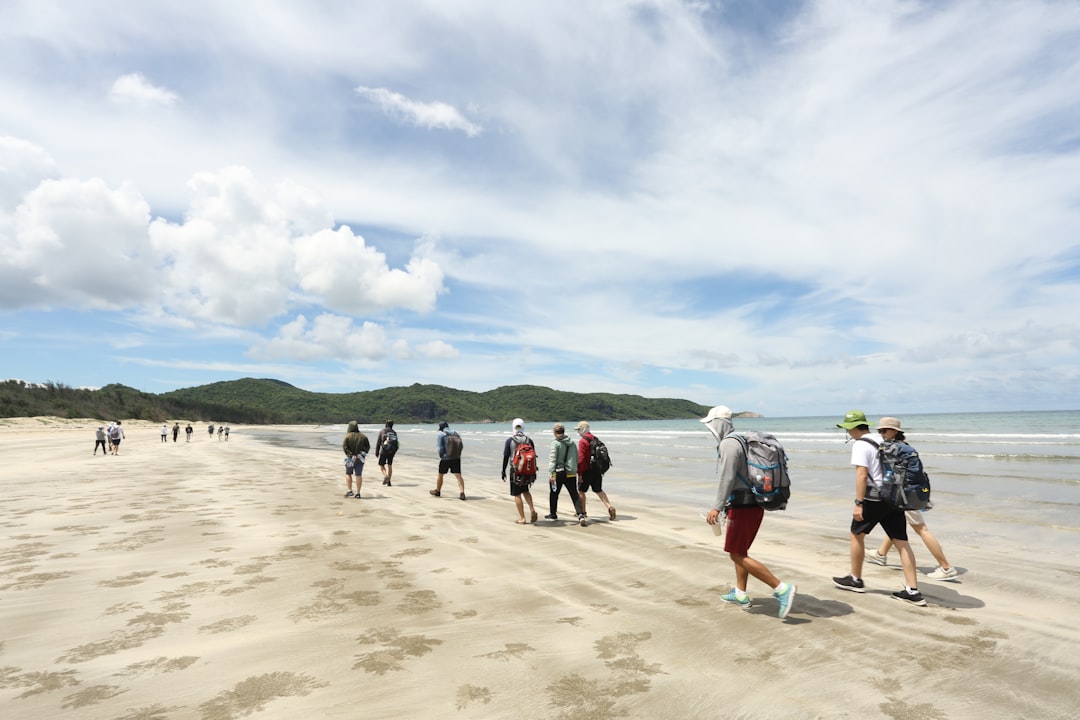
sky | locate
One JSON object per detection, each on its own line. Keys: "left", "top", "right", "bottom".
{"left": 2, "top": 0, "right": 1080, "bottom": 418}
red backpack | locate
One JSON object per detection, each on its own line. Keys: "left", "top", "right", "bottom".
{"left": 511, "top": 436, "right": 537, "bottom": 477}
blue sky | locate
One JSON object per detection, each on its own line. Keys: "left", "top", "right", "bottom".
{"left": 2, "top": 0, "right": 1079, "bottom": 417}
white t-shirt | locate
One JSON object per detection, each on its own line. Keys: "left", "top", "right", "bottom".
{"left": 850, "top": 432, "right": 884, "bottom": 489}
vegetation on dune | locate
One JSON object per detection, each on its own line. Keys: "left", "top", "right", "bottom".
{"left": 0, "top": 378, "right": 730, "bottom": 424}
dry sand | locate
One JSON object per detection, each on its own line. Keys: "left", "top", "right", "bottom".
{"left": 1, "top": 419, "right": 1078, "bottom": 719}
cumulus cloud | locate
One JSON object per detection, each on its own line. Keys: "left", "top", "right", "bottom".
{"left": 355, "top": 86, "right": 482, "bottom": 137}
{"left": 416, "top": 340, "right": 459, "bottom": 359}
{"left": 0, "top": 177, "right": 156, "bottom": 309}
{"left": 109, "top": 73, "right": 180, "bottom": 105}
{"left": 250, "top": 313, "right": 390, "bottom": 362}
{"left": 0, "top": 137, "right": 58, "bottom": 212}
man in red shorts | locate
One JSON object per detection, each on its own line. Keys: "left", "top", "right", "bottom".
{"left": 702, "top": 405, "right": 796, "bottom": 619}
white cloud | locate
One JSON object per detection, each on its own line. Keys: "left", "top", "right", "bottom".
{"left": 355, "top": 86, "right": 482, "bottom": 137}
{"left": 416, "top": 340, "right": 459, "bottom": 360}
{"left": 109, "top": 73, "right": 180, "bottom": 106}
{"left": 251, "top": 313, "right": 391, "bottom": 362}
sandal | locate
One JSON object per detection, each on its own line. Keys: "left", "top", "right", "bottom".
{"left": 429, "top": 489, "right": 440, "bottom": 497}
{"left": 530, "top": 510, "right": 538, "bottom": 523}
{"left": 515, "top": 518, "right": 528, "bottom": 524}
{"left": 608, "top": 507, "right": 616, "bottom": 520}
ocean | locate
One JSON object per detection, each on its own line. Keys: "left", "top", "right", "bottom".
{"left": 246, "top": 410, "right": 1080, "bottom": 559}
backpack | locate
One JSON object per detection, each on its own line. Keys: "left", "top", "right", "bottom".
{"left": 444, "top": 431, "right": 463, "bottom": 459}
{"left": 108, "top": 426, "right": 120, "bottom": 441}
{"left": 859, "top": 437, "right": 932, "bottom": 511}
{"left": 511, "top": 436, "right": 537, "bottom": 478}
{"left": 384, "top": 429, "right": 399, "bottom": 452}
{"left": 588, "top": 435, "right": 612, "bottom": 475}
{"left": 730, "top": 432, "right": 790, "bottom": 511}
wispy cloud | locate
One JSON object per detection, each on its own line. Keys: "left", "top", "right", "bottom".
{"left": 109, "top": 73, "right": 180, "bottom": 106}
{"left": 355, "top": 86, "right": 482, "bottom": 137}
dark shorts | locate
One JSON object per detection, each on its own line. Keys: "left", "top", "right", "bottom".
{"left": 578, "top": 470, "right": 603, "bottom": 493}
{"left": 378, "top": 451, "right": 396, "bottom": 467}
{"left": 850, "top": 500, "right": 909, "bottom": 541}
{"left": 111, "top": 438, "right": 122, "bottom": 446}
{"left": 438, "top": 457, "right": 462, "bottom": 475}
{"left": 510, "top": 475, "right": 534, "bottom": 497}
{"left": 724, "top": 505, "right": 765, "bottom": 556}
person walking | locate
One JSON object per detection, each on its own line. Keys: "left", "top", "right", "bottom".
{"left": 374, "top": 420, "right": 399, "bottom": 486}
{"left": 547, "top": 422, "right": 585, "bottom": 525}
{"left": 172, "top": 423, "right": 180, "bottom": 442}
{"left": 94, "top": 426, "right": 108, "bottom": 456}
{"left": 185, "top": 423, "right": 193, "bottom": 442}
{"left": 701, "top": 405, "right": 797, "bottom": 618}
{"left": 832, "top": 410, "right": 927, "bottom": 606}
{"left": 161, "top": 423, "right": 169, "bottom": 443}
{"left": 867, "top": 417, "right": 957, "bottom": 580}
{"left": 342, "top": 421, "right": 370, "bottom": 499}
{"left": 108, "top": 421, "right": 124, "bottom": 455}
{"left": 575, "top": 421, "right": 616, "bottom": 522}
{"left": 501, "top": 418, "right": 539, "bottom": 524}
{"left": 431, "top": 421, "right": 466, "bottom": 500}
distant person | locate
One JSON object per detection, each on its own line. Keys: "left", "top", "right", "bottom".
{"left": 547, "top": 422, "right": 585, "bottom": 525}
{"left": 108, "top": 421, "right": 125, "bottom": 455}
{"left": 575, "top": 421, "right": 616, "bottom": 522}
{"left": 218, "top": 425, "right": 224, "bottom": 441}
{"left": 868, "top": 417, "right": 957, "bottom": 580}
{"left": 501, "top": 418, "right": 538, "bottom": 524}
{"left": 342, "top": 421, "right": 370, "bottom": 499}
{"left": 208, "top": 423, "right": 215, "bottom": 438}
{"left": 374, "top": 420, "right": 399, "bottom": 486}
{"left": 172, "top": 423, "right": 180, "bottom": 442}
{"left": 223, "top": 424, "right": 230, "bottom": 441}
{"left": 161, "top": 423, "right": 169, "bottom": 443}
{"left": 430, "top": 421, "right": 466, "bottom": 500}
{"left": 94, "top": 426, "right": 108, "bottom": 456}
{"left": 185, "top": 423, "right": 193, "bottom": 442}
{"left": 832, "top": 410, "right": 927, "bottom": 606}
{"left": 701, "top": 405, "right": 797, "bottom": 619}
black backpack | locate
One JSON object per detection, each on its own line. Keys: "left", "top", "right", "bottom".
{"left": 859, "top": 437, "right": 932, "bottom": 511}
{"left": 384, "top": 429, "right": 399, "bottom": 452}
{"left": 588, "top": 435, "right": 612, "bottom": 475}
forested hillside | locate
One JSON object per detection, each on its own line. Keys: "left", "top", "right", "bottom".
{"left": 0, "top": 378, "right": 717, "bottom": 424}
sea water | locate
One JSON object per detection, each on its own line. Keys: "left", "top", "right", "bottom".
{"left": 249, "top": 410, "right": 1080, "bottom": 558}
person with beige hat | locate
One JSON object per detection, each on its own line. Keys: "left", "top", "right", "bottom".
{"left": 832, "top": 410, "right": 927, "bottom": 606}
{"left": 868, "top": 417, "right": 957, "bottom": 580}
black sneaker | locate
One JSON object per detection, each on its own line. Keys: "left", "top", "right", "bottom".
{"left": 544, "top": 514, "right": 558, "bottom": 520}
{"left": 459, "top": 492, "right": 467, "bottom": 501}
{"left": 429, "top": 489, "right": 440, "bottom": 497}
{"left": 832, "top": 575, "right": 866, "bottom": 593}
{"left": 892, "top": 589, "right": 927, "bottom": 606}
{"left": 344, "top": 491, "right": 354, "bottom": 498}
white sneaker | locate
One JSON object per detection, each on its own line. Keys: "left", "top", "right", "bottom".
{"left": 926, "top": 566, "right": 958, "bottom": 580}
{"left": 867, "top": 551, "right": 888, "bottom": 566}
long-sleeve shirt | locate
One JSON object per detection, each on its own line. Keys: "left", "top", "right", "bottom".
{"left": 549, "top": 435, "right": 577, "bottom": 477}
{"left": 711, "top": 435, "right": 751, "bottom": 511}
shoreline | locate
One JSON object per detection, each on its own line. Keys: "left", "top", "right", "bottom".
{"left": 1, "top": 423, "right": 1078, "bottom": 718}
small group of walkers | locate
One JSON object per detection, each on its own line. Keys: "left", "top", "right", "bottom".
{"left": 703, "top": 405, "right": 958, "bottom": 621}
{"left": 94, "top": 421, "right": 124, "bottom": 455}
{"left": 340, "top": 418, "right": 616, "bottom": 527}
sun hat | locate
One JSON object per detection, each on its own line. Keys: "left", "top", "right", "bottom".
{"left": 876, "top": 417, "right": 903, "bottom": 432}
{"left": 836, "top": 410, "right": 869, "bottom": 429}
{"left": 512, "top": 417, "right": 524, "bottom": 431}
{"left": 438, "top": 421, "right": 449, "bottom": 430}
{"left": 699, "top": 405, "right": 732, "bottom": 423}
{"left": 575, "top": 421, "right": 590, "bottom": 434}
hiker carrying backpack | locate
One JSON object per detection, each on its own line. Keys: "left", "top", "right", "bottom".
{"left": 728, "top": 431, "right": 791, "bottom": 511}
{"left": 510, "top": 435, "right": 538, "bottom": 481}
{"left": 443, "top": 431, "right": 463, "bottom": 459}
{"left": 858, "top": 436, "right": 931, "bottom": 511}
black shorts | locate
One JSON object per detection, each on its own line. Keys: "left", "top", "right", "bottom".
{"left": 510, "top": 476, "right": 534, "bottom": 497}
{"left": 438, "top": 458, "right": 462, "bottom": 475}
{"left": 578, "top": 470, "right": 603, "bottom": 493}
{"left": 378, "top": 451, "right": 396, "bottom": 467}
{"left": 851, "top": 500, "right": 908, "bottom": 541}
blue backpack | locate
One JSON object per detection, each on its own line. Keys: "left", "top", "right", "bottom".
{"left": 860, "top": 437, "right": 932, "bottom": 511}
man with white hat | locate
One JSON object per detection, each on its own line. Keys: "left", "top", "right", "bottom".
{"left": 701, "top": 406, "right": 797, "bottom": 619}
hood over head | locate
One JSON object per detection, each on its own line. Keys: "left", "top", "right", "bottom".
{"left": 700, "top": 405, "right": 733, "bottom": 445}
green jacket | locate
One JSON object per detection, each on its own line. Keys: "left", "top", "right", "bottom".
{"left": 343, "top": 421, "right": 370, "bottom": 456}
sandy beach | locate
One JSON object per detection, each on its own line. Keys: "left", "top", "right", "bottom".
{"left": 1, "top": 419, "right": 1078, "bottom": 719}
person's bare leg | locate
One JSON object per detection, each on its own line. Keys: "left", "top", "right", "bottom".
{"left": 849, "top": 532, "right": 866, "bottom": 578}
{"left": 911, "top": 523, "right": 951, "bottom": 569}
{"left": 896, "top": 540, "right": 919, "bottom": 589}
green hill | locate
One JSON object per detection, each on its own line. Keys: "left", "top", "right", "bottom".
{"left": 0, "top": 378, "right": 719, "bottom": 424}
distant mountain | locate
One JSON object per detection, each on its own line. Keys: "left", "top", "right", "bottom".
{"left": 0, "top": 377, "right": 739, "bottom": 424}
